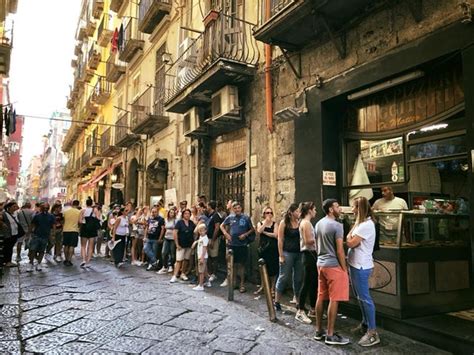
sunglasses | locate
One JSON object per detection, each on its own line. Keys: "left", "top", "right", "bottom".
{"left": 264, "top": 211, "right": 273, "bottom": 215}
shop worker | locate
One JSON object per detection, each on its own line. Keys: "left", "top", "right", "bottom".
{"left": 372, "top": 186, "right": 408, "bottom": 241}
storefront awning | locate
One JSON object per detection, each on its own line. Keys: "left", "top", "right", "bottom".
{"left": 83, "top": 163, "right": 119, "bottom": 188}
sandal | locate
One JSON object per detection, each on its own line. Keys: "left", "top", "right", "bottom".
{"left": 239, "top": 286, "right": 247, "bottom": 293}
{"left": 253, "top": 286, "right": 264, "bottom": 295}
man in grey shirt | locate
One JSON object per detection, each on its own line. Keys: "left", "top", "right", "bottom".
{"left": 313, "top": 199, "right": 350, "bottom": 346}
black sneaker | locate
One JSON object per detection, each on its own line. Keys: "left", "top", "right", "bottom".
{"left": 274, "top": 302, "right": 282, "bottom": 311}
{"left": 313, "top": 330, "right": 326, "bottom": 341}
{"left": 325, "top": 333, "right": 350, "bottom": 345}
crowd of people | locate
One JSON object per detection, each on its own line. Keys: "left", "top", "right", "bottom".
{"left": 0, "top": 190, "right": 388, "bottom": 347}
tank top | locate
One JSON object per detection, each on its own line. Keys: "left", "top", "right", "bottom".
{"left": 82, "top": 207, "right": 93, "bottom": 223}
{"left": 300, "top": 219, "right": 316, "bottom": 252}
{"left": 164, "top": 219, "right": 176, "bottom": 240}
{"left": 116, "top": 216, "right": 129, "bottom": 235}
{"left": 283, "top": 225, "right": 301, "bottom": 253}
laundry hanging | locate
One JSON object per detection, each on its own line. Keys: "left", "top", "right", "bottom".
{"left": 111, "top": 28, "right": 118, "bottom": 53}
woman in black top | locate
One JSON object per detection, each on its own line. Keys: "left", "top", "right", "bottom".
{"left": 255, "top": 207, "right": 278, "bottom": 295}
{"left": 170, "top": 209, "right": 196, "bottom": 283}
{"left": 274, "top": 203, "right": 303, "bottom": 311}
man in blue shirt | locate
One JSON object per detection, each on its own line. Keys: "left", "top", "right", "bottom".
{"left": 28, "top": 202, "right": 55, "bottom": 272}
{"left": 220, "top": 201, "right": 254, "bottom": 293}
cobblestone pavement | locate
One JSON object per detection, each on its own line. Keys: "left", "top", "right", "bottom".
{"left": 0, "top": 254, "right": 448, "bottom": 354}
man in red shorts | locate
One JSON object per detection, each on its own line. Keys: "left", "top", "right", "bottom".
{"left": 314, "top": 199, "right": 350, "bottom": 345}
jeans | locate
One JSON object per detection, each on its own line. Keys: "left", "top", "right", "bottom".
{"left": 161, "top": 239, "right": 176, "bottom": 267}
{"left": 350, "top": 266, "right": 376, "bottom": 330}
{"left": 298, "top": 250, "right": 318, "bottom": 310}
{"left": 144, "top": 239, "right": 159, "bottom": 264}
{"left": 275, "top": 251, "right": 303, "bottom": 295}
{"left": 113, "top": 234, "right": 126, "bottom": 266}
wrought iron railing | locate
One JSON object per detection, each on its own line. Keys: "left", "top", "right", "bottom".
{"left": 259, "top": 0, "right": 294, "bottom": 25}
{"left": 88, "top": 43, "right": 100, "bottom": 65}
{"left": 106, "top": 52, "right": 126, "bottom": 81}
{"left": 101, "top": 127, "right": 113, "bottom": 153}
{"left": 98, "top": 12, "right": 112, "bottom": 40}
{"left": 139, "top": 0, "right": 171, "bottom": 23}
{"left": 131, "top": 86, "right": 154, "bottom": 128}
{"left": 122, "top": 18, "right": 142, "bottom": 49}
{"left": 115, "top": 112, "right": 129, "bottom": 143}
{"left": 165, "top": 12, "right": 260, "bottom": 103}
{"left": 93, "top": 77, "right": 111, "bottom": 100}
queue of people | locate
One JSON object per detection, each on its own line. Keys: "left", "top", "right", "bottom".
{"left": 0, "top": 193, "right": 382, "bottom": 347}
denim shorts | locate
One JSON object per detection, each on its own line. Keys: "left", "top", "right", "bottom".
{"left": 29, "top": 236, "right": 48, "bottom": 252}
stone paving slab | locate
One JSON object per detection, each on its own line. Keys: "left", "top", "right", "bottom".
{"left": 57, "top": 318, "right": 109, "bottom": 336}
{"left": 0, "top": 340, "right": 21, "bottom": 354}
{"left": 127, "top": 324, "right": 180, "bottom": 342}
{"left": 24, "top": 331, "right": 78, "bottom": 353}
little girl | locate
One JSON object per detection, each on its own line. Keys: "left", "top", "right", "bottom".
{"left": 193, "top": 224, "right": 209, "bottom": 291}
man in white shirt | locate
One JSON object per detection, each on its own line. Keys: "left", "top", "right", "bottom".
{"left": 372, "top": 186, "right": 408, "bottom": 242}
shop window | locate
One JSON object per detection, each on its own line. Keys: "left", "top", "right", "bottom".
{"left": 408, "top": 135, "right": 466, "bottom": 162}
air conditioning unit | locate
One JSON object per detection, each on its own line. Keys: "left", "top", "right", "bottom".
{"left": 210, "top": 85, "right": 240, "bottom": 122}
{"left": 178, "top": 37, "right": 197, "bottom": 63}
{"left": 183, "top": 107, "right": 207, "bottom": 137}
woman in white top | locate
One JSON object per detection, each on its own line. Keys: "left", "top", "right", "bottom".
{"left": 79, "top": 198, "right": 101, "bottom": 268}
{"left": 130, "top": 208, "right": 143, "bottom": 266}
{"left": 112, "top": 206, "right": 130, "bottom": 268}
{"left": 157, "top": 209, "right": 177, "bottom": 274}
{"left": 346, "top": 196, "right": 380, "bottom": 347}
{"left": 295, "top": 201, "right": 318, "bottom": 325}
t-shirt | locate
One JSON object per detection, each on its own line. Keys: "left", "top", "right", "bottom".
{"left": 348, "top": 218, "right": 376, "bottom": 269}
{"left": 222, "top": 213, "right": 253, "bottom": 247}
{"left": 315, "top": 216, "right": 344, "bottom": 268}
{"left": 63, "top": 208, "right": 81, "bottom": 233}
{"left": 54, "top": 212, "right": 64, "bottom": 230}
{"left": 32, "top": 212, "right": 55, "bottom": 238}
{"left": 147, "top": 216, "right": 165, "bottom": 240}
{"left": 372, "top": 196, "right": 408, "bottom": 211}
{"left": 175, "top": 219, "right": 196, "bottom": 248}
{"left": 197, "top": 234, "right": 209, "bottom": 259}
{"left": 206, "top": 212, "right": 222, "bottom": 240}
{"left": 164, "top": 219, "right": 176, "bottom": 240}
{"left": 300, "top": 219, "right": 316, "bottom": 252}
{"left": 17, "top": 209, "right": 34, "bottom": 232}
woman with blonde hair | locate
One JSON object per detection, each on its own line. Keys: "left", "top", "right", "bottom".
{"left": 346, "top": 196, "right": 380, "bottom": 347}
{"left": 255, "top": 206, "right": 278, "bottom": 295}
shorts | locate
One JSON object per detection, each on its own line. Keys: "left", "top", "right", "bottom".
{"left": 208, "top": 237, "right": 220, "bottom": 258}
{"left": 176, "top": 247, "right": 192, "bottom": 261}
{"left": 29, "top": 236, "right": 48, "bottom": 253}
{"left": 230, "top": 245, "right": 248, "bottom": 265}
{"left": 63, "top": 232, "right": 79, "bottom": 247}
{"left": 318, "top": 266, "right": 349, "bottom": 302}
{"left": 198, "top": 259, "right": 208, "bottom": 274}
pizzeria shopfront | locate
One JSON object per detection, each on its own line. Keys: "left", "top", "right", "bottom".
{"left": 295, "top": 23, "right": 474, "bottom": 319}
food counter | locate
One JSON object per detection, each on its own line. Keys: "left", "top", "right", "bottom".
{"left": 341, "top": 211, "right": 473, "bottom": 318}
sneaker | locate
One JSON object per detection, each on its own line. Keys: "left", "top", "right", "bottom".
{"left": 193, "top": 285, "right": 204, "bottom": 291}
{"left": 35, "top": 264, "right": 42, "bottom": 272}
{"left": 54, "top": 256, "right": 62, "bottom": 263}
{"left": 351, "top": 323, "right": 368, "bottom": 336}
{"left": 295, "top": 310, "right": 312, "bottom": 324}
{"left": 358, "top": 332, "right": 380, "bottom": 347}
{"left": 44, "top": 254, "right": 52, "bottom": 262}
{"left": 147, "top": 264, "right": 155, "bottom": 271}
{"left": 157, "top": 267, "right": 167, "bottom": 274}
{"left": 170, "top": 276, "right": 178, "bottom": 283}
{"left": 167, "top": 266, "right": 174, "bottom": 273}
{"left": 308, "top": 309, "right": 316, "bottom": 318}
{"left": 220, "top": 278, "right": 228, "bottom": 287}
{"left": 15, "top": 256, "right": 21, "bottom": 262}
{"left": 209, "top": 274, "right": 217, "bottom": 282}
{"left": 26, "top": 263, "right": 34, "bottom": 272}
{"left": 274, "top": 302, "right": 282, "bottom": 312}
{"left": 325, "top": 333, "right": 350, "bottom": 345}
{"left": 93, "top": 253, "right": 98, "bottom": 258}
{"left": 290, "top": 296, "right": 297, "bottom": 304}
{"left": 85, "top": 263, "right": 92, "bottom": 268}
{"left": 80, "top": 262, "right": 86, "bottom": 268}
{"left": 180, "top": 274, "right": 189, "bottom": 281}
{"left": 116, "top": 262, "right": 124, "bottom": 268}
{"left": 313, "top": 329, "right": 327, "bottom": 341}
{"left": 204, "top": 281, "right": 212, "bottom": 288}
{"left": 136, "top": 261, "right": 143, "bottom": 266}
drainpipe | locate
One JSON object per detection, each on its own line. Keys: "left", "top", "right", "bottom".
{"left": 265, "top": 0, "right": 273, "bottom": 133}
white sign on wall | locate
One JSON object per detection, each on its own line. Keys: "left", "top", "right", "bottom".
{"left": 322, "top": 171, "right": 337, "bottom": 186}
{"left": 165, "top": 188, "right": 177, "bottom": 206}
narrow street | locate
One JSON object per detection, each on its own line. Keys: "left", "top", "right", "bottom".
{"left": 1, "top": 255, "right": 446, "bottom": 354}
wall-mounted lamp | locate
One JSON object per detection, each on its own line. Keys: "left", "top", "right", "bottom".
{"left": 162, "top": 52, "right": 172, "bottom": 64}
{"left": 110, "top": 174, "right": 118, "bottom": 182}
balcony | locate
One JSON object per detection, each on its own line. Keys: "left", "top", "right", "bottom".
{"left": 115, "top": 112, "right": 140, "bottom": 147}
{"left": 92, "top": 0, "right": 104, "bottom": 19}
{"left": 138, "top": 0, "right": 171, "bottom": 34}
{"left": 0, "top": 23, "right": 13, "bottom": 75}
{"left": 81, "top": 148, "right": 95, "bottom": 177}
{"left": 131, "top": 86, "right": 169, "bottom": 135}
{"left": 106, "top": 53, "right": 126, "bottom": 82}
{"left": 93, "top": 77, "right": 111, "bottom": 104}
{"left": 88, "top": 44, "right": 101, "bottom": 70}
{"left": 86, "top": 19, "right": 97, "bottom": 37}
{"left": 110, "top": 0, "right": 125, "bottom": 13}
{"left": 100, "top": 127, "right": 122, "bottom": 157}
{"left": 98, "top": 13, "right": 114, "bottom": 47}
{"left": 62, "top": 161, "right": 75, "bottom": 179}
{"left": 118, "top": 19, "right": 144, "bottom": 63}
{"left": 84, "top": 94, "right": 99, "bottom": 123}
{"left": 77, "top": 22, "right": 87, "bottom": 41}
{"left": 253, "top": 0, "right": 375, "bottom": 52}
{"left": 164, "top": 12, "right": 259, "bottom": 113}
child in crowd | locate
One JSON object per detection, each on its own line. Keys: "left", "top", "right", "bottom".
{"left": 193, "top": 224, "right": 210, "bottom": 291}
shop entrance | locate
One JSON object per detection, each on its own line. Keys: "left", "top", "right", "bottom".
{"left": 212, "top": 163, "right": 245, "bottom": 208}
{"left": 127, "top": 158, "right": 139, "bottom": 205}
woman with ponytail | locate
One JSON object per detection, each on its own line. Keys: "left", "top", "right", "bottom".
{"left": 274, "top": 203, "right": 303, "bottom": 311}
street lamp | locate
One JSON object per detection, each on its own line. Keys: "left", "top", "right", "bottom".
{"left": 98, "top": 180, "right": 105, "bottom": 187}
{"left": 110, "top": 174, "right": 118, "bottom": 183}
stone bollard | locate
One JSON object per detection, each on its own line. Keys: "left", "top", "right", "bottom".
{"left": 227, "top": 249, "right": 234, "bottom": 301}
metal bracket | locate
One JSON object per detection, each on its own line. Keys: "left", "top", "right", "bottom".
{"left": 279, "top": 47, "right": 302, "bottom": 79}
{"left": 319, "top": 15, "right": 346, "bottom": 59}
{"left": 407, "top": 0, "right": 423, "bottom": 22}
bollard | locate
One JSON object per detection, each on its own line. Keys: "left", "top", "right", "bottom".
{"left": 258, "top": 258, "right": 277, "bottom": 322}
{"left": 227, "top": 249, "right": 234, "bottom": 301}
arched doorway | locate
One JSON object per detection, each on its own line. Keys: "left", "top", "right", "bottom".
{"left": 146, "top": 158, "right": 168, "bottom": 206}
{"left": 127, "top": 158, "right": 139, "bottom": 205}
{"left": 110, "top": 165, "right": 124, "bottom": 206}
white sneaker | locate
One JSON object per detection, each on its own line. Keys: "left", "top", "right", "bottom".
{"left": 295, "top": 310, "right": 312, "bottom": 324}
{"left": 35, "top": 264, "right": 42, "bottom": 272}
{"left": 93, "top": 253, "right": 98, "bottom": 258}
{"left": 170, "top": 275, "right": 177, "bottom": 283}
{"left": 157, "top": 267, "right": 167, "bottom": 274}
{"left": 54, "top": 256, "right": 62, "bottom": 263}
{"left": 116, "top": 262, "right": 124, "bottom": 268}
{"left": 180, "top": 274, "right": 189, "bottom": 281}
{"left": 85, "top": 263, "right": 92, "bottom": 268}
{"left": 26, "top": 263, "right": 34, "bottom": 272}
{"left": 204, "top": 281, "right": 212, "bottom": 288}
{"left": 220, "top": 278, "right": 228, "bottom": 287}
{"left": 80, "top": 262, "right": 86, "bottom": 268}
{"left": 193, "top": 285, "right": 204, "bottom": 291}
{"left": 290, "top": 296, "right": 298, "bottom": 304}
{"left": 136, "top": 261, "right": 143, "bottom": 266}
{"left": 167, "top": 266, "right": 173, "bottom": 273}
{"left": 147, "top": 264, "right": 154, "bottom": 271}
{"left": 209, "top": 274, "right": 217, "bottom": 282}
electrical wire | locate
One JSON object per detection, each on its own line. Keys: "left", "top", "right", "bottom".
{"left": 18, "top": 114, "right": 129, "bottom": 128}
